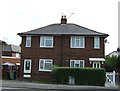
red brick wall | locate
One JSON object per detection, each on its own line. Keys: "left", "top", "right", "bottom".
{"left": 2, "top": 58, "right": 20, "bottom": 64}
{"left": 20, "top": 35, "right": 105, "bottom": 80}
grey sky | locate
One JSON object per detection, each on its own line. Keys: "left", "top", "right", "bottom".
{"left": 0, "top": 0, "right": 118, "bottom": 55}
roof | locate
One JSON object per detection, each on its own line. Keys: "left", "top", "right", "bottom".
{"left": 18, "top": 23, "right": 108, "bottom": 37}
{"left": 2, "top": 56, "right": 20, "bottom": 65}
{"left": 108, "top": 51, "right": 120, "bottom": 57}
{"left": 2, "top": 62, "right": 15, "bottom": 66}
{"left": 89, "top": 58, "right": 105, "bottom": 61}
{"left": 2, "top": 44, "right": 21, "bottom": 53}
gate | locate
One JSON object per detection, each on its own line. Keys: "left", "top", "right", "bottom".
{"left": 105, "top": 71, "right": 118, "bottom": 87}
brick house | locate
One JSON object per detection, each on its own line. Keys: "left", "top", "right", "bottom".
{"left": 2, "top": 44, "right": 21, "bottom": 65}
{"left": 18, "top": 16, "right": 108, "bottom": 81}
{"left": 1, "top": 43, "right": 21, "bottom": 79}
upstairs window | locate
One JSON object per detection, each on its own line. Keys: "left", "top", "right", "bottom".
{"left": 70, "top": 60, "right": 85, "bottom": 68}
{"left": 26, "top": 36, "right": 31, "bottom": 47}
{"left": 39, "top": 59, "right": 53, "bottom": 71}
{"left": 94, "top": 37, "right": 100, "bottom": 49}
{"left": 40, "top": 36, "right": 53, "bottom": 48}
{"left": 71, "top": 36, "right": 85, "bottom": 48}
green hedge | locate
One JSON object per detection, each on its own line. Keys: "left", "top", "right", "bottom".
{"left": 52, "top": 67, "right": 106, "bottom": 86}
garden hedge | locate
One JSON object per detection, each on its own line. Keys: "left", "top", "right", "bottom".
{"left": 52, "top": 67, "right": 106, "bottom": 86}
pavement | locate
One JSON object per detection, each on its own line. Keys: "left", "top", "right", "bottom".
{"left": 1, "top": 80, "right": 120, "bottom": 90}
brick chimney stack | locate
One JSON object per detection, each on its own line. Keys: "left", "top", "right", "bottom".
{"left": 61, "top": 15, "right": 67, "bottom": 24}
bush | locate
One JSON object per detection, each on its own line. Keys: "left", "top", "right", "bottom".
{"left": 52, "top": 67, "right": 106, "bottom": 86}
{"left": 105, "top": 55, "right": 118, "bottom": 72}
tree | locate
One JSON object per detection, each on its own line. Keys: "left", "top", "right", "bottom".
{"left": 116, "top": 55, "right": 120, "bottom": 68}
{"left": 105, "top": 55, "right": 118, "bottom": 72}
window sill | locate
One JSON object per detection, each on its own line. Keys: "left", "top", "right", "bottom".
{"left": 39, "top": 70, "right": 52, "bottom": 72}
{"left": 25, "top": 46, "right": 31, "bottom": 48}
{"left": 70, "top": 47, "right": 85, "bottom": 49}
{"left": 94, "top": 48, "right": 100, "bottom": 50}
{"left": 40, "top": 46, "right": 53, "bottom": 48}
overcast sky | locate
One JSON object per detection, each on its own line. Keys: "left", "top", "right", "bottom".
{"left": 0, "top": 0, "right": 119, "bottom": 55}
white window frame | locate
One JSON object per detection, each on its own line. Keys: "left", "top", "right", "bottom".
{"left": 70, "top": 60, "right": 85, "bottom": 68}
{"left": 24, "top": 59, "right": 32, "bottom": 73}
{"left": 40, "top": 36, "right": 53, "bottom": 48}
{"left": 71, "top": 36, "right": 85, "bottom": 48}
{"left": 39, "top": 59, "right": 53, "bottom": 72}
{"left": 92, "top": 62, "right": 101, "bottom": 68}
{"left": 94, "top": 37, "right": 100, "bottom": 49}
{"left": 26, "top": 36, "right": 31, "bottom": 47}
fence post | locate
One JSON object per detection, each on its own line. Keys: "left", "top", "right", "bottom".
{"left": 113, "top": 70, "right": 115, "bottom": 86}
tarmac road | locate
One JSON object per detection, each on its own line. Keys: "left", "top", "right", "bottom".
{"left": 2, "top": 80, "right": 119, "bottom": 91}
{"left": 2, "top": 88, "right": 119, "bottom": 91}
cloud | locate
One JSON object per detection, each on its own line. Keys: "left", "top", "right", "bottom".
{"left": 0, "top": 0, "right": 118, "bottom": 55}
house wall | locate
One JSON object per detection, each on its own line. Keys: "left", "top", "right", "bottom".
{"left": 20, "top": 35, "right": 105, "bottom": 80}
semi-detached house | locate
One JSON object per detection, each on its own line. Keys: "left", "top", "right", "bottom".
{"left": 18, "top": 16, "right": 109, "bottom": 81}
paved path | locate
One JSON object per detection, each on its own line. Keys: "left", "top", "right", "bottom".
{"left": 2, "top": 80, "right": 119, "bottom": 91}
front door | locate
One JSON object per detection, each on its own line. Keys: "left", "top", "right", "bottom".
{"left": 23, "top": 59, "right": 32, "bottom": 78}
{"left": 92, "top": 62, "right": 101, "bottom": 68}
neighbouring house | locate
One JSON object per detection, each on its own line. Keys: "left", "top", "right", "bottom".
{"left": 107, "top": 48, "right": 120, "bottom": 73}
{"left": 1, "top": 42, "right": 21, "bottom": 79}
{"left": 2, "top": 44, "right": 21, "bottom": 65}
{"left": 18, "top": 15, "right": 109, "bottom": 81}
{"left": 108, "top": 48, "right": 120, "bottom": 57}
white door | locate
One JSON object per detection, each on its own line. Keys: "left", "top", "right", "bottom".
{"left": 92, "top": 62, "right": 101, "bottom": 68}
{"left": 24, "top": 59, "right": 32, "bottom": 73}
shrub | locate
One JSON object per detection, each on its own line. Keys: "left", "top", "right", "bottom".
{"left": 52, "top": 67, "right": 106, "bottom": 86}
{"left": 105, "top": 55, "right": 118, "bottom": 72}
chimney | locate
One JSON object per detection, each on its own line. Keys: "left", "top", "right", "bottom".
{"left": 117, "top": 48, "right": 120, "bottom": 51}
{"left": 61, "top": 15, "right": 67, "bottom": 24}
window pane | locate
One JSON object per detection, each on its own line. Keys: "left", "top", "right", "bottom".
{"left": 75, "top": 61, "right": 80, "bottom": 67}
{"left": 70, "top": 61, "right": 74, "bottom": 67}
{"left": 75, "top": 63, "right": 79, "bottom": 67}
{"left": 25, "top": 61, "right": 30, "bottom": 70}
{"left": 46, "top": 37, "right": 52, "bottom": 40}
{"left": 26, "top": 36, "right": 31, "bottom": 47}
{"left": 46, "top": 40, "right": 52, "bottom": 46}
{"left": 80, "top": 61, "right": 83, "bottom": 67}
{"left": 71, "top": 37, "right": 75, "bottom": 47}
{"left": 76, "top": 39, "right": 80, "bottom": 47}
{"left": 94, "top": 37, "right": 100, "bottom": 48}
{"left": 97, "top": 63, "right": 100, "bottom": 68}
{"left": 94, "top": 63, "right": 96, "bottom": 68}
{"left": 80, "top": 37, "right": 84, "bottom": 47}
{"left": 44, "top": 63, "right": 52, "bottom": 70}
{"left": 40, "top": 37, "right": 45, "bottom": 46}
{"left": 40, "top": 60, "right": 44, "bottom": 69}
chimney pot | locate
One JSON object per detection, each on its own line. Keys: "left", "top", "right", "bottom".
{"left": 61, "top": 15, "right": 67, "bottom": 24}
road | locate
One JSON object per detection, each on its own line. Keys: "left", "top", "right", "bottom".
{"left": 2, "top": 87, "right": 59, "bottom": 91}
{"left": 2, "top": 87, "right": 119, "bottom": 91}
{"left": 2, "top": 80, "right": 119, "bottom": 91}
